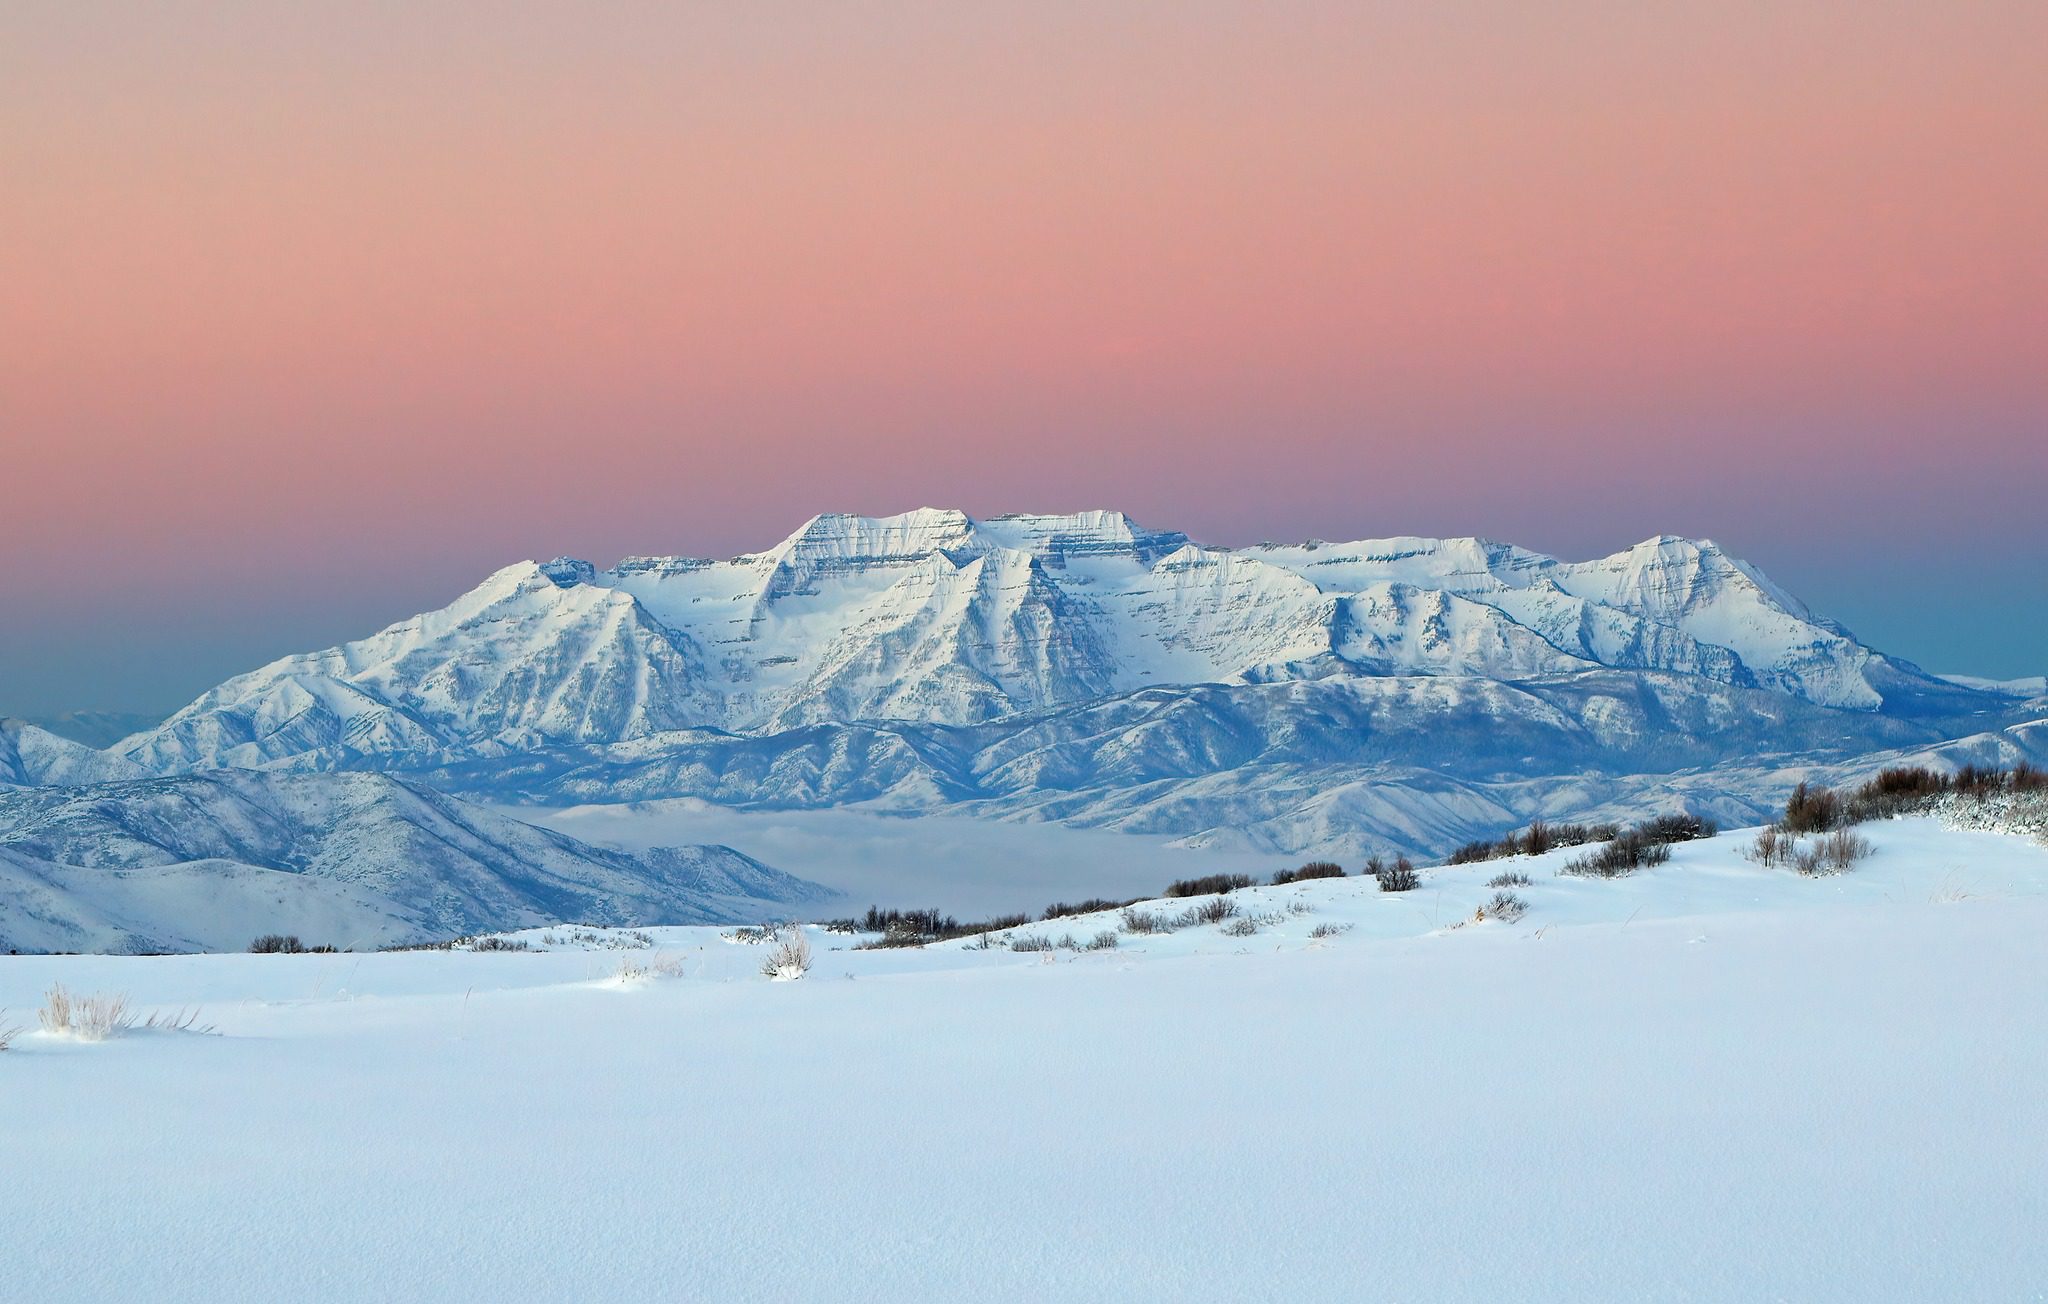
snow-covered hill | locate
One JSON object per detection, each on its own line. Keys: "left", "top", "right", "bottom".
{"left": 4, "top": 815, "right": 2045, "bottom": 1301}
{"left": 0, "top": 770, "right": 829, "bottom": 953}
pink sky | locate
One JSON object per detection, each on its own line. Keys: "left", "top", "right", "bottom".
{"left": 3, "top": 3, "right": 2044, "bottom": 710}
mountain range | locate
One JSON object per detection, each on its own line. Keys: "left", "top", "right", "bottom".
{"left": 5, "top": 509, "right": 2043, "bottom": 948}
{"left": 119, "top": 510, "right": 1993, "bottom": 775}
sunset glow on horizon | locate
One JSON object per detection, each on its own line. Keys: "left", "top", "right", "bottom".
{"left": 4, "top": 2, "right": 2044, "bottom": 712}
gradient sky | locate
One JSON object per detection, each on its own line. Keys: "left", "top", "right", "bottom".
{"left": 4, "top": 2, "right": 2044, "bottom": 716}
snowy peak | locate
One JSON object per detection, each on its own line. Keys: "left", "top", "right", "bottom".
{"left": 770, "top": 508, "right": 980, "bottom": 563}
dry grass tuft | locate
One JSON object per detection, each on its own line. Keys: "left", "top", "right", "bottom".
{"left": 39, "top": 985, "right": 135, "bottom": 1041}
{"left": 761, "top": 926, "right": 813, "bottom": 980}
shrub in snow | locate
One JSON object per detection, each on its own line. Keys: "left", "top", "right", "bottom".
{"left": 1745, "top": 826, "right": 1793, "bottom": 869}
{"left": 1271, "top": 861, "right": 1345, "bottom": 886}
{"left": 1562, "top": 837, "right": 1670, "bottom": 878}
{"left": 469, "top": 936, "right": 532, "bottom": 952}
{"left": 1444, "top": 821, "right": 1621, "bottom": 866}
{"left": 1009, "top": 934, "right": 1054, "bottom": 952}
{"left": 1783, "top": 764, "right": 2048, "bottom": 833}
{"left": 1164, "top": 873, "right": 1255, "bottom": 899}
{"left": 761, "top": 927, "right": 812, "bottom": 980}
{"left": 1781, "top": 781, "right": 1844, "bottom": 834}
{"left": 1559, "top": 814, "right": 1708, "bottom": 878}
{"left": 1486, "top": 869, "right": 1532, "bottom": 888}
{"left": 1119, "top": 908, "right": 1175, "bottom": 935}
{"left": 1221, "top": 917, "right": 1261, "bottom": 938}
{"left": 1041, "top": 898, "right": 1138, "bottom": 922}
{"left": 1633, "top": 813, "right": 1717, "bottom": 844}
{"left": 1748, "top": 826, "right": 1870, "bottom": 875}
{"left": 1375, "top": 856, "right": 1421, "bottom": 893}
{"left": 1481, "top": 891, "right": 1529, "bottom": 923}
{"left": 845, "top": 906, "right": 1033, "bottom": 948}
{"left": 0, "top": 1014, "right": 20, "bottom": 1051}
{"left": 1176, "top": 896, "right": 1239, "bottom": 926}
{"left": 1083, "top": 931, "right": 1118, "bottom": 951}
{"left": 1807, "top": 830, "right": 1872, "bottom": 876}
{"left": 249, "top": 934, "right": 306, "bottom": 954}
{"left": 1444, "top": 840, "right": 1496, "bottom": 866}
{"left": 1309, "top": 922, "right": 1352, "bottom": 939}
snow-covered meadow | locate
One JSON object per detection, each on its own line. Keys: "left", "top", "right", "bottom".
{"left": 5, "top": 818, "right": 2046, "bottom": 1302}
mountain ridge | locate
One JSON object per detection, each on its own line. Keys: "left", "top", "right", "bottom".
{"left": 113, "top": 510, "right": 1973, "bottom": 778}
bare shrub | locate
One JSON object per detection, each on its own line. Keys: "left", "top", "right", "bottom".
{"left": 1084, "top": 931, "right": 1119, "bottom": 951}
{"left": 1009, "top": 934, "right": 1055, "bottom": 952}
{"left": 1445, "top": 840, "right": 1499, "bottom": 865}
{"left": 249, "top": 934, "right": 306, "bottom": 954}
{"left": 1041, "top": 898, "right": 1137, "bottom": 922}
{"left": 1119, "top": 908, "right": 1175, "bottom": 935}
{"left": 469, "top": 936, "right": 532, "bottom": 952}
{"left": 1221, "top": 917, "right": 1261, "bottom": 938}
{"left": 1309, "top": 922, "right": 1353, "bottom": 939}
{"left": 1164, "top": 873, "right": 1255, "bottom": 899}
{"left": 1375, "top": 856, "right": 1420, "bottom": 892}
{"left": 849, "top": 907, "right": 1031, "bottom": 949}
{"left": 1562, "top": 836, "right": 1671, "bottom": 878}
{"left": 1559, "top": 813, "right": 1704, "bottom": 878}
{"left": 39, "top": 985, "right": 134, "bottom": 1041}
{"left": 1486, "top": 870, "right": 1532, "bottom": 888}
{"left": 1781, "top": 781, "right": 1844, "bottom": 834}
{"left": 1442, "top": 821, "right": 1621, "bottom": 866}
{"left": 1822, "top": 830, "right": 1872, "bottom": 871}
{"left": 1175, "top": 896, "right": 1240, "bottom": 926}
{"left": 761, "top": 926, "right": 813, "bottom": 980}
{"left": 1480, "top": 891, "right": 1529, "bottom": 923}
{"left": 1271, "top": 861, "right": 1345, "bottom": 886}
{"left": 1745, "top": 826, "right": 1792, "bottom": 868}
{"left": 1809, "top": 830, "right": 1872, "bottom": 875}
{"left": 1635, "top": 812, "right": 1717, "bottom": 844}
{"left": 0, "top": 1014, "right": 20, "bottom": 1050}
{"left": 1748, "top": 826, "right": 1871, "bottom": 875}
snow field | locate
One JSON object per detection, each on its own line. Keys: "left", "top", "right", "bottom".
{"left": 3, "top": 818, "right": 2045, "bottom": 1302}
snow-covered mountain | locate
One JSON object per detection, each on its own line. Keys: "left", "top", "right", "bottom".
{"left": 70, "top": 509, "right": 2034, "bottom": 869}
{"left": 0, "top": 770, "right": 830, "bottom": 953}
{"left": 117, "top": 510, "right": 1978, "bottom": 775}
{"left": 1, "top": 720, "right": 148, "bottom": 788}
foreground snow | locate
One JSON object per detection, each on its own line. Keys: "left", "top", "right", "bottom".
{"left": 4, "top": 819, "right": 2045, "bottom": 1301}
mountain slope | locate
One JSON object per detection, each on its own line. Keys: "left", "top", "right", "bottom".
{"left": 0, "top": 770, "right": 830, "bottom": 953}
{"left": 1, "top": 720, "right": 148, "bottom": 787}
